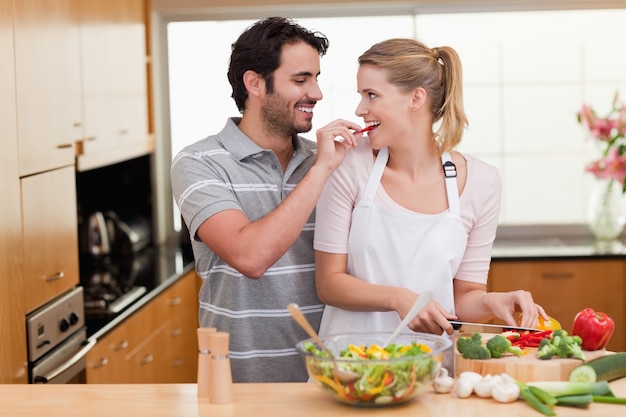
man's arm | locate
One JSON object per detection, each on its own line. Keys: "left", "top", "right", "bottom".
{"left": 197, "top": 120, "right": 363, "bottom": 278}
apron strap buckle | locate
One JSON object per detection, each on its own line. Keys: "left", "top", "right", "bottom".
{"left": 443, "top": 161, "right": 457, "bottom": 178}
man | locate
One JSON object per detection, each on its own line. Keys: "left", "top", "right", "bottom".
{"left": 170, "top": 17, "right": 363, "bottom": 382}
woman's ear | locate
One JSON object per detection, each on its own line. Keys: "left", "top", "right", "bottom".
{"left": 243, "top": 70, "right": 265, "bottom": 98}
{"left": 410, "top": 87, "right": 428, "bottom": 110}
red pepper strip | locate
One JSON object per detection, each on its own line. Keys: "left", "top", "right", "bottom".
{"left": 512, "top": 330, "right": 553, "bottom": 348}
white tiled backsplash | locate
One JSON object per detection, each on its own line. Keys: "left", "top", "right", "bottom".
{"left": 167, "top": 9, "right": 626, "bottom": 228}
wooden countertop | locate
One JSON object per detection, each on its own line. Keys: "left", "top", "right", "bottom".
{"left": 3, "top": 380, "right": 626, "bottom": 417}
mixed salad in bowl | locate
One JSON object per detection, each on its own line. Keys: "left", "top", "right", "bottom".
{"left": 296, "top": 332, "right": 452, "bottom": 407}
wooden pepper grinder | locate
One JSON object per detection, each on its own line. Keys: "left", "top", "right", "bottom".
{"left": 209, "top": 331, "right": 233, "bottom": 404}
{"left": 197, "top": 327, "right": 216, "bottom": 399}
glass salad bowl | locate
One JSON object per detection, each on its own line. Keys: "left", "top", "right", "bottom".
{"left": 295, "top": 332, "right": 452, "bottom": 407}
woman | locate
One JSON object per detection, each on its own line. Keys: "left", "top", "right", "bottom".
{"left": 313, "top": 38, "right": 547, "bottom": 345}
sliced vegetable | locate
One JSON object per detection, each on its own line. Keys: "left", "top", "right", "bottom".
{"left": 572, "top": 308, "right": 615, "bottom": 351}
{"left": 568, "top": 364, "right": 597, "bottom": 383}
{"left": 571, "top": 351, "right": 626, "bottom": 382}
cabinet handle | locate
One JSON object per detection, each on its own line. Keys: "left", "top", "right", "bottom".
{"left": 170, "top": 327, "right": 182, "bottom": 337}
{"left": 168, "top": 296, "right": 182, "bottom": 306}
{"left": 113, "top": 340, "right": 129, "bottom": 351}
{"left": 56, "top": 143, "right": 73, "bottom": 149}
{"left": 73, "top": 122, "right": 82, "bottom": 127}
{"left": 119, "top": 129, "right": 129, "bottom": 135}
{"left": 140, "top": 354, "right": 154, "bottom": 365}
{"left": 171, "top": 358, "right": 184, "bottom": 368}
{"left": 92, "top": 357, "right": 109, "bottom": 370}
{"left": 45, "top": 271, "right": 65, "bottom": 282}
{"left": 541, "top": 272, "right": 574, "bottom": 279}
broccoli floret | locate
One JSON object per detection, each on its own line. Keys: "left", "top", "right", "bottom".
{"left": 460, "top": 343, "right": 491, "bottom": 359}
{"left": 556, "top": 334, "right": 586, "bottom": 361}
{"left": 456, "top": 333, "right": 491, "bottom": 359}
{"left": 486, "top": 335, "right": 523, "bottom": 358}
{"left": 537, "top": 340, "right": 556, "bottom": 359}
{"left": 536, "top": 329, "right": 586, "bottom": 361}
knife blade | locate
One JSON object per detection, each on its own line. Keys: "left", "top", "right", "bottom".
{"left": 448, "top": 320, "right": 543, "bottom": 333}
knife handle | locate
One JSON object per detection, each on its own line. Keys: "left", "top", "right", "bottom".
{"left": 448, "top": 320, "right": 463, "bottom": 330}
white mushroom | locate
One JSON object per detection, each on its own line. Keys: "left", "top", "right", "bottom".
{"left": 432, "top": 367, "right": 455, "bottom": 394}
{"left": 491, "top": 381, "right": 521, "bottom": 403}
{"left": 454, "top": 372, "right": 481, "bottom": 398}
{"left": 474, "top": 374, "right": 503, "bottom": 398}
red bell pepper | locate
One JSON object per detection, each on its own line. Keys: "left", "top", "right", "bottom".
{"left": 571, "top": 308, "right": 615, "bottom": 351}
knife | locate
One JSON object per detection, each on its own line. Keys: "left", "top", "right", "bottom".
{"left": 448, "top": 320, "right": 543, "bottom": 333}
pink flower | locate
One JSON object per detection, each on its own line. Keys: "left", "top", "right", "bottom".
{"left": 579, "top": 92, "right": 626, "bottom": 193}
{"left": 585, "top": 147, "right": 626, "bottom": 184}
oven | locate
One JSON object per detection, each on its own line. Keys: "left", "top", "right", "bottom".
{"left": 26, "top": 286, "right": 95, "bottom": 384}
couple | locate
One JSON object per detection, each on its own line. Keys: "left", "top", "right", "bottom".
{"left": 170, "top": 16, "right": 547, "bottom": 383}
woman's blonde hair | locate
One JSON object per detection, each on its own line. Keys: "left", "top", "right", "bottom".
{"left": 358, "top": 38, "right": 468, "bottom": 153}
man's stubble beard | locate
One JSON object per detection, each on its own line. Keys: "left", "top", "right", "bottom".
{"left": 261, "top": 91, "right": 313, "bottom": 138}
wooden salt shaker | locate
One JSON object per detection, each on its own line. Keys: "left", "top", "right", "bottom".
{"left": 197, "top": 327, "right": 216, "bottom": 399}
{"left": 209, "top": 331, "right": 233, "bottom": 404}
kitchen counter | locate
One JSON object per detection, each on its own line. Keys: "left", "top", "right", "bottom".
{"left": 83, "top": 241, "right": 195, "bottom": 339}
{"left": 492, "top": 225, "right": 626, "bottom": 260}
{"left": 3, "top": 380, "right": 626, "bottom": 417}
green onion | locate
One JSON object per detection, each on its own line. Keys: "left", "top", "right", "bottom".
{"left": 555, "top": 394, "right": 593, "bottom": 408}
{"left": 593, "top": 396, "right": 626, "bottom": 405}
{"left": 527, "top": 381, "right": 613, "bottom": 397}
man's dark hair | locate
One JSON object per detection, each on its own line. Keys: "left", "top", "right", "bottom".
{"left": 227, "top": 16, "right": 329, "bottom": 112}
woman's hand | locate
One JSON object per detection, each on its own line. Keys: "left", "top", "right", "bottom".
{"left": 484, "top": 290, "right": 549, "bottom": 329}
{"left": 395, "top": 290, "right": 457, "bottom": 335}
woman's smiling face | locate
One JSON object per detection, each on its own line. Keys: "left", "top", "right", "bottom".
{"left": 355, "top": 64, "right": 413, "bottom": 147}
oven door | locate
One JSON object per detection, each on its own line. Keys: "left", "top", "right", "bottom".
{"left": 30, "top": 328, "right": 95, "bottom": 384}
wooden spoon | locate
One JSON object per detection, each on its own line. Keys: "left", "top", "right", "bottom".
{"left": 287, "top": 303, "right": 360, "bottom": 383}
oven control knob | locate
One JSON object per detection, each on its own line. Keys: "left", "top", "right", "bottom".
{"left": 68, "top": 312, "right": 79, "bottom": 326}
{"left": 59, "top": 318, "right": 70, "bottom": 332}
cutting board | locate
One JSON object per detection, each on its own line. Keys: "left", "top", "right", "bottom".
{"left": 454, "top": 333, "right": 607, "bottom": 382}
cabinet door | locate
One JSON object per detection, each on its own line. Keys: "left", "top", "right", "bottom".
{"left": 86, "top": 271, "right": 199, "bottom": 383}
{"left": 13, "top": 0, "right": 81, "bottom": 176}
{"left": 489, "top": 260, "right": 625, "bottom": 352}
{"left": 21, "top": 166, "right": 80, "bottom": 312}
{"left": 77, "top": 0, "right": 151, "bottom": 171}
{"left": 86, "top": 325, "right": 134, "bottom": 383}
{"left": 0, "top": 0, "right": 28, "bottom": 384}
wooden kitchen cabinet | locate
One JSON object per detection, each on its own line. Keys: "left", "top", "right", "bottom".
{"left": 0, "top": 0, "right": 28, "bottom": 384}
{"left": 488, "top": 259, "right": 625, "bottom": 352}
{"left": 13, "top": 0, "right": 82, "bottom": 177}
{"left": 21, "top": 166, "right": 80, "bottom": 313}
{"left": 86, "top": 270, "right": 199, "bottom": 383}
{"left": 76, "top": 0, "right": 153, "bottom": 172}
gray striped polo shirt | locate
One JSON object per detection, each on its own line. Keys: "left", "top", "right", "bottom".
{"left": 171, "top": 117, "right": 324, "bottom": 382}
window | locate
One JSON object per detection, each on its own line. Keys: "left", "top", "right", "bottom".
{"left": 165, "top": 9, "right": 626, "bottom": 231}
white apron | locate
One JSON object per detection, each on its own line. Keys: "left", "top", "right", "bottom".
{"left": 319, "top": 147, "right": 468, "bottom": 336}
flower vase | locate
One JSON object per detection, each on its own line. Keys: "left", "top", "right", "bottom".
{"left": 587, "top": 179, "right": 626, "bottom": 241}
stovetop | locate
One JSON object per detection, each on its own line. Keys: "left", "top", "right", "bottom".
{"left": 80, "top": 243, "right": 194, "bottom": 338}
